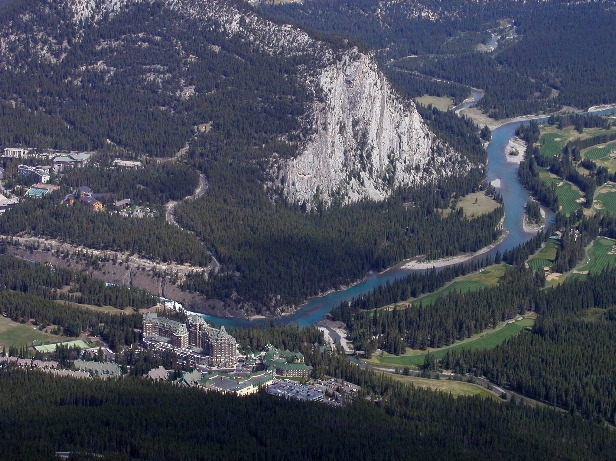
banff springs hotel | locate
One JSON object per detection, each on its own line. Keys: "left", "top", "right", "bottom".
{"left": 142, "top": 313, "right": 238, "bottom": 368}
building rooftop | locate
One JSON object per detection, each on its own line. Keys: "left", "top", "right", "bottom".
{"left": 114, "top": 199, "right": 131, "bottom": 207}
{"left": 73, "top": 360, "right": 122, "bottom": 377}
{"left": 53, "top": 152, "right": 92, "bottom": 163}
{"left": 145, "top": 366, "right": 171, "bottom": 381}
{"left": 80, "top": 196, "right": 102, "bottom": 206}
{"left": 202, "top": 372, "right": 274, "bottom": 393}
{"left": 143, "top": 312, "right": 188, "bottom": 336}
{"left": 175, "top": 369, "right": 202, "bottom": 386}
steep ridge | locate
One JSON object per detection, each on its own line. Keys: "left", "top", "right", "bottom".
{"left": 0, "top": 0, "right": 470, "bottom": 207}
{"left": 0, "top": 0, "right": 494, "bottom": 313}
{"left": 271, "top": 51, "right": 467, "bottom": 206}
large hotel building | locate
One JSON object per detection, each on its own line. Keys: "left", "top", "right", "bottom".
{"left": 142, "top": 313, "right": 238, "bottom": 367}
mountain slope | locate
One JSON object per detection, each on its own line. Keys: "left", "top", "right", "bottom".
{"left": 0, "top": 0, "right": 470, "bottom": 207}
{"left": 0, "top": 0, "right": 493, "bottom": 314}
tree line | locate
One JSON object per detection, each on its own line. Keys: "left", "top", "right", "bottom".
{"left": 0, "top": 196, "right": 210, "bottom": 266}
{"left": 0, "top": 364, "right": 614, "bottom": 459}
{"left": 0, "top": 254, "right": 158, "bottom": 310}
{"left": 443, "top": 266, "right": 616, "bottom": 423}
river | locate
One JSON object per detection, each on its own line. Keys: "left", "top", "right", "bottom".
{"left": 199, "top": 103, "right": 616, "bottom": 329}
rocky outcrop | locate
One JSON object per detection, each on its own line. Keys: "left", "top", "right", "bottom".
{"left": 10, "top": 0, "right": 471, "bottom": 208}
{"left": 271, "top": 51, "right": 469, "bottom": 207}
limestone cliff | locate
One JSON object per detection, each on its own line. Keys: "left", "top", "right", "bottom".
{"left": 6, "top": 0, "right": 472, "bottom": 208}
{"left": 271, "top": 51, "right": 469, "bottom": 207}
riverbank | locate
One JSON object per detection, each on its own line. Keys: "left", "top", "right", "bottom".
{"left": 401, "top": 227, "right": 508, "bottom": 270}
{"left": 461, "top": 102, "right": 616, "bottom": 131}
{"left": 522, "top": 207, "right": 547, "bottom": 234}
{"left": 587, "top": 103, "right": 616, "bottom": 112}
{"left": 460, "top": 107, "right": 549, "bottom": 131}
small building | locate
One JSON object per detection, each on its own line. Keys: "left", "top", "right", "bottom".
{"left": 2, "top": 147, "right": 31, "bottom": 159}
{"left": 64, "top": 194, "right": 78, "bottom": 205}
{"left": 112, "top": 159, "right": 142, "bottom": 169}
{"left": 80, "top": 196, "right": 103, "bottom": 210}
{"left": 0, "top": 194, "right": 19, "bottom": 213}
{"left": 73, "top": 360, "right": 122, "bottom": 378}
{"left": 18, "top": 164, "right": 51, "bottom": 183}
{"left": 175, "top": 369, "right": 202, "bottom": 387}
{"left": 144, "top": 366, "right": 171, "bottom": 381}
{"left": 25, "top": 183, "right": 60, "bottom": 198}
{"left": 78, "top": 185, "right": 92, "bottom": 197}
{"left": 113, "top": 199, "right": 131, "bottom": 209}
{"left": 52, "top": 152, "right": 92, "bottom": 173}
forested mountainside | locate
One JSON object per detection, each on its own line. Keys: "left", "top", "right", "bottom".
{"left": 1, "top": 367, "right": 615, "bottom": 459}
{"left": 0, "top": 0, "right": 496, "bottom": 315}
{"left": 0, "top": 0, "right": 469, "bottom": 207}
{"left": 265, "top": 0, "right": 616, "bottom": 118}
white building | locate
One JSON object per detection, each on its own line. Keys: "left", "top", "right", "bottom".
{"left": 112, "top": 159, "right": 142, "bottom": 169}
{"left": 3, "top": 147, "right": 31, "bottom": 159}
{"left": 18, "top": 164, "right": 51, "bottom": 183}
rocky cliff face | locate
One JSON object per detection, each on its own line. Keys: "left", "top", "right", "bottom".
{"left": 271, "top": 51, "right": 468, "bottom": 207}
{"left": 5, "top": 0, "right": 471, "bottom": 207}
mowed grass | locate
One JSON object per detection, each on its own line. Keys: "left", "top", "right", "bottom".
{"left": 389, "top": 374, "right": 500, "bottom": 400}
{"left": 594, "top": 191, "right": 616, "bottom": 216}
{"left": 576, "top": 238, "right": 616, "bottom": 274}
{"left": 528, "top": 258, "right": 552, "bottom": 272}
{"left": 415, "top": 95, "right": 454, "bottom": 112}
{"left": 64, "top": 300, "right": 135, "bottom": 315}
{"left": 539, "top": 168, "right": 583, "bottom": 215}
{"left": 582, "top": 141, "right": 616, "bottom": 161}
{"left": 410, "top": 281, "right": 485, "bottom": 306}
{"left": 372, "top": 318, "right": 535, "bottom": 368}
{"left": 539, "top": 132, "right": 569, "bottom": 158}
{"left": 405, "top": 264, "right": 507, "bottom": 308}
{"left": 539, "top": 125, "right": 616, "bottom": 159}
{"left": 0, "top": 317, "right": 67, "bottom": 348}
{"left": 527, "top": 239, "right": 559, "bottom": 272}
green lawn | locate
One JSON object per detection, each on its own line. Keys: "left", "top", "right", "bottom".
{"left": 539, "top": 168, "right": 583, "bottom": 215}
{"left": 582, "top": 141, "right": 616, "bottom": 161}
{"left": 415, "top": 95, "right": 454, "bottom": 112}
{"left": 0, "top": 317, "right": 67, "bottom": 348}
{"left": 389, "top": 374, "right": 500, "bottom": 400}
{"left": 411, "top": 281, "right": 485, "bottom": 306}
{"left": 528, "top": 258, "right": 552, "bottom": 272}
{"left": 442, "top": 191, "right": 501, "bottom": 220}
{"left": 407, "top": 265, "right": 506, "bottom": 307}
{"left": 576, "top": 238, "right": 616, "bottom": 274}
{"left": 527, "top": 239, "right": 559, "bottom": 272}
{"left": 372, "top": 318, "right": 535, "bottom": 368}
{"left": 594, "top": 191, "right": 616, "bottom": 215}
{"left": 539, "top": 133, "right": 568, "bottom": 158}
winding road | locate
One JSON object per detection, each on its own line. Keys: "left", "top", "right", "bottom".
{"left": 165, "top": 173, "right": 221, "bottom": 274}
{"left": 347, "top": 355, "right": 537, "bottom": 405}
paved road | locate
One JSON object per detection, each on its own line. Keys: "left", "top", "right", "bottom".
{"left": 164, "top": 173, "right": 220, "bottom": 274}
{"left": 347, "top": 355, "right": 527, "bottom": 403}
